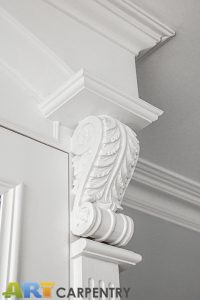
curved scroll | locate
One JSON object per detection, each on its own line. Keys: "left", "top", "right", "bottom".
{"left": 71, "top": 115, "right": 139, "bottom": 246}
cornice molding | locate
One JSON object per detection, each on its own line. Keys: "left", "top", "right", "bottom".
{"left": 44, "top": 0, "right": 175, "bottom": 57}
{"left": 125, "top": 159, "right": 200, "bottom": 232}
{"left": 0, "top": 5, "right": 163, "bottom": 133}
{"left": 39, "top": 69, "right": 163, "bottom": 131}
{"left": 135, "top": 159, "right": 200, "bottom": 206}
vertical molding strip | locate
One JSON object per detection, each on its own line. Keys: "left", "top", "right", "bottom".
{"left": 0, "top": 181, "right": 24, "bottom": 295}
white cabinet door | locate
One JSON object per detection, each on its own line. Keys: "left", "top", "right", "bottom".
{"left": 0, "top": 127, "right": 69, "bottom": 296}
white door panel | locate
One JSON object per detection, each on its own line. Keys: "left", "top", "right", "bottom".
{"left": 0, "top": 127, "right": 69, "bottom": 292}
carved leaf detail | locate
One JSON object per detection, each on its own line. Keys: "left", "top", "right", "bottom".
{"left": 71, "top": 115, "right": 139, "bottom": 212}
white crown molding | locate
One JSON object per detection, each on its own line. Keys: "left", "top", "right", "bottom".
{"left": 39, "top": 69, "right": 163, "bottom": 131}
{"left": 135, "top": 159, "right": 200, "bottom": 207}
{"left": 0, "top": 5, "right": 163, "bottom": 136}
{"left": 43, "top": 0, "right": 175, "bottom": 57}
{"left": 125, "top": 158, "right": 200, "bottom": 232}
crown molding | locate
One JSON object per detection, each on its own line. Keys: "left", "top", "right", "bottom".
{"left": 125, "top": 159, "right": 200, "bottom": 232}
{"left": 135, "top": 159, "right": 200, "bottom": 207}
{"left": 43, "top": 0, "right": 175, "bottom": 57}
{"left": 0, "top": 4, "right": 163, "bottom": 134}
{"left": 39, "top": 69, "right": 163, "bottom": 131}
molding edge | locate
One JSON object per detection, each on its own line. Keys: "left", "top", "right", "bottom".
{"left": 70, "top": 238, "right": 141, "bottom": 295}
{"left": 135, "top": 159, "right": 200, "bottom": 207}
{"left": 71, "top": 238, "right": 142, "bottom": 271}
{"left": 39, "top": 69, "right": 163, "bottom": 131}
{"left": 0, "top": 183, "right": 24, "bottom": 294}
{"left": 125, "top": 158, "right": 200, "bottom": 232}
{"left": 44, "top": 0, "right": 175, "bottom": 56}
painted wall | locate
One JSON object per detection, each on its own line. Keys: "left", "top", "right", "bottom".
{"left": 121, "top": 206, "right": 200, "bottom": 300}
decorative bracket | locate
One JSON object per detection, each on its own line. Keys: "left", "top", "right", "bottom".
{"left": 71, "top": 115, "right": 139, "bottom": 246}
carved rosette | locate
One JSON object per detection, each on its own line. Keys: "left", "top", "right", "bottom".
{"left": 71, "top": 115, "right": 139, "bottom": 246}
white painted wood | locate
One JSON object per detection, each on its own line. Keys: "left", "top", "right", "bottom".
{"left": 0, "top": 117, "right": 71, "bottom": 153}
{"left": 0, "top": 6, "right": 73, "bottom": 101}
{"left": 71, "top": 238, "right": 141, "bottom": 298}
{"left": 0, "top": 1, "right": 139, "bottom": 99}
{"left": 40, "top": 69, "right": 163, "bottom": 131}
{"left": 0, "top": 182, "right": 23, "bottom": 295}
{"left": 0, "top": 178, "right": 15, "bottom": 194}
{"left": 135, "top": 158, "right": 200, "bottom": 206}
{"left": 125, "top": 158, "right": 200, "bottom": 232}
{"left": 44, "top": 0, "right": 175, "bottom": 56}
{"left": 0, "top": 0, "right": 176, "bottom": 295}
{"left": 0, "top": 63, "right": 72, "bottom": 152}
{"left": 0, "top": 0, "right": 166, "bottom": 144}
{"left": 0, "top": 127, "right": 69, "bottom": 290}
{"left": 71, "top": 238, "right": 142, "bottom": 271}
{"left": 71, "top": 115, "right": 140, "bottom": 246}
{"left": 0, "top": 145, "right": 192, "bottom": 252}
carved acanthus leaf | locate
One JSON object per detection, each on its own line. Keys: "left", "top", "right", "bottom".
{"left": 71, "top": 115, "right": 139, "bottom": 246}
{"left": 71, "top": 115, "right": 139, "bottom": 211}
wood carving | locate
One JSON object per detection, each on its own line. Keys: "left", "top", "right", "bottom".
{"left": 71, "top": 115, "right": 139, "bottom": 246}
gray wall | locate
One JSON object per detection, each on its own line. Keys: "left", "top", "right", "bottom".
{"left": 121, "top": 206, "right": 200, "bottom": 300}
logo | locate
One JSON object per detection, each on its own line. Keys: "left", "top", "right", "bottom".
{"left": 2, "top": 282, "right": 131, "bottom": 298}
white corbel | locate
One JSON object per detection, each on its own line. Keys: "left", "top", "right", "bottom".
{"left": 71, "top": 115, "right": 139, "bottom": 246}
{"left": 70, "top": 115, "right": 142, "bottom": 296}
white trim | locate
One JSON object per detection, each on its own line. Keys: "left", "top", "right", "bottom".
{"left": 0, "top": 7, "right": 73, "bottom": 77}
{"left": 71, "top": 238, "right": 141, "bottom": 291}
{"left": 0, "top": 7, "right": 73, "bottom": 104}
{"left": 43, "top": 0, "right": 175, "bottom": 57}
{"left": 0, "top": 181, "right": 24, "bottom": 294}
{"left": 124, "top": 159, "right": 200, "bottom": 232}
{"left": 71, "top": 238, "right": 142, "bottom": 271}
{"left": 0, "top": 179, "right": 14, "bottom": 194}
{"left": 0, "top": 117, "right": 71, "bottom": 153}
{"left": 135, "top": 159, "right": 200, "bottom": 207}
{"left": 125, "top": 195, "right": 200, "bottom": 233}
{"left": 39, "top": 69, "right": 163, "bottom": 131}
